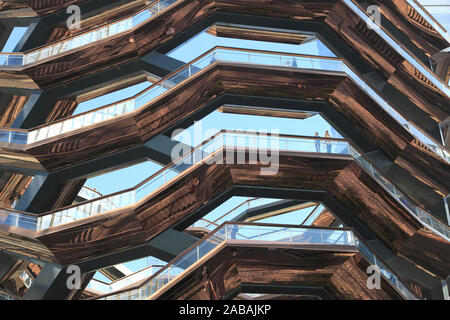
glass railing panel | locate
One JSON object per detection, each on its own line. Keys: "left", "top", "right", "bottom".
{"left": 8, "top": 55, "right": 23, "bottom": 66}
{"left": 10, "top": 131, "right": 28, "bottom": 144}
{"left": 114, "top": 268, "right": 158, "bottom": 290}
{"left": 5, "top": 48, "right": 445, "bottom": 166}
{"left": 39, "top": 47, "right": 51, "bottom": 60}
{"left": 135, "top": 86, "right": 165, "bottom": 108}
{"left": 133, "top": 9, "right": 151, "bottom": 26}
{"left": 79, "top": 187, "right": 101, "bottom": 200}
{"left": 24, "top": 52, "right": 38, "bottom": 64}
{"left": 98, "top": 224, "right": 415, "bottom": 300}
{"left": 165, "top": 67, "right": 191, "bottom": 86}
{"left": 72, "top": 116, "right": 84, "bottom": 130}
{"left": 194, "top": 198, "right": 274, "bottom": 228}
{"left": 46, "top": 122, "right": 62, "bottom": 138}
{"left": 355, "top": 239, "right": 417, "bottom": 300}
{"left": 0, "top": 54, "right": 24, "bottom": 66}
{"left": 344, "top": 0, "right": 450, "bottom": 97}
{"left": 86, "top": 266, "right": 165, "bottom": 295}
{"left": 0, "top": 0, "right": 175, "bottom": 67}
{"left": 135, "top": 173, "right": 166, "bottom": 201}
{"left": 87, "top": 280, "right": 110, "bottom": 293}
{"left": 242, "top": 225, "right": 290, "bottom": 242}
{"left": 191, "top": 53, "right": 214, "bottom": 71}
{"left": 0, "top": 209, "right": 37, "bottom": 230}
{"left": 0, "top": 130, "right": 10, "bottom": 143}
{"left": 324, "top": 229, "right": 355, "bottom": 245}
{"left": 0, "top": 130, "right": 28, "bottom": 144}
{"left": 50, "top": 42, "right": 62, "bottom": 56}
{"left": 27, "top": 130, "right": 38, "bottom": 144}
{"left": 405, "top": 0, "right": 449, "bottom": 42}
{"left": 36, "top": 126, "right": 49, "bottom": 141}
{"left": 61, "top": 118, "right": 74, "bottom": 134}
{"left": 349, "top": 145, "right": 450, "bottom": 238}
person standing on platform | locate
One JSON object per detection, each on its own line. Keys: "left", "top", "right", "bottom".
{"left": 314, "top": 132, "right": 321, "bottom": 152}
{"left": 324, "top": 130, "right": 332, "bottom": 153}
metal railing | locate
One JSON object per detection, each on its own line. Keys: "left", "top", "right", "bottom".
{"left": 1, "top": 47, "right": 447, "bottom": 165}
{"left": 0, "top": 290, "right": 22, "bottom": 300}
{"left": 0, "top": 0, "right": 447, "bottom": 110}
{"left": 345, "top": 0, "right": 450, "bottom": 98}
{"left": 94, "top": 222, "right": 417, "bottom": 300}
{"left": 0, "top": 0, "right": 176, "bottom": 66}
{"left": 87, "top": 265, "right": 164, "bottom": 294}
{"left": 0, "top": 130, "right": 448, "bottom": 241}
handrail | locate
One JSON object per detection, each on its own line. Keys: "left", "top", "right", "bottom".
{"left": 108, "top": 265, "right": 166, "bottom": 285}
{"left": 205, "top": 197, "right": 259, "bottom": 226}
{"left": 11, "top": 130, "right": 352, "bottom": 216}
{"left": 345, "top": 0, "right": 450, "bottom": 97}
{"left": 96, "top": 222, "right": 356, "bottom": 299}
{"left": 0, "top": 130, "right": 448, "bottom": 241}
{"left": 30, "top": 48, "right": 341, "bottom": 130}
{"left": 191, "top": 218, "right": 220, "bottom": 229}
{"left": 0, "top": 47, "right": 447, "bottom": 165}
{"left": 0, "top": 47, "right": 446, "bottom": 233}
{"left": 0, "top": 0, "right": 176, "bottom": 66}
{"left": 92, "top": 222, "right": 418, "bottom": 300}
{"left": 79, "top": 186, "right": 104, "bottom": 198}
{"left": 348, "top": 145, "right": 450, "bottom": 234}
{"left": 103, "top": 201, "right": 325, "bottom": 296}
{"left": 0, "top": 130, "right": 344, "bottom": 218}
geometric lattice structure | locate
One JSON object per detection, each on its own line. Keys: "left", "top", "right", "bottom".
{"left": 0, "top": 0, "right": 448, "bottom": 300}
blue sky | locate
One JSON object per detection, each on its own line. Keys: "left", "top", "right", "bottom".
{"left": 1, "top": 27, "right": 27, "bottom": 52}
